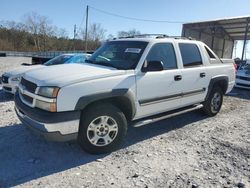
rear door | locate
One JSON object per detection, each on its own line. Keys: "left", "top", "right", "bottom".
{"left": 178, "top": 43, "right": 209, "bottom": 106}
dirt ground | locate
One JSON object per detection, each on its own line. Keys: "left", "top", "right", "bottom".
{"left": 0, "top": 57, "right": 249, "bottom": 188}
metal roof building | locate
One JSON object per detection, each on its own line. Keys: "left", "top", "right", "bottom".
{"left": 182, "top": 15, "right": 250, "bottom": 60}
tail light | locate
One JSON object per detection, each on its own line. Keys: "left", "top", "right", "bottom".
{"left": 233, "top": 63, "right": 237, "bottom": 73}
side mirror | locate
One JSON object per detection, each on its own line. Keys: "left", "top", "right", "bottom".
{"left": 141, "top": 61, "right": 164, "bottom": 72}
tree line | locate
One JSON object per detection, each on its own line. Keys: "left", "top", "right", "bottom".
{"left": 0, "top": 12, "right": 141, "bottom": 52}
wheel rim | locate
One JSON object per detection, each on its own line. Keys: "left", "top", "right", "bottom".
{"left": 87, "top": 116, "right": 118, "bottom": 147}
{"left": 211, "top": 92, "right": 222, "bottom": 113}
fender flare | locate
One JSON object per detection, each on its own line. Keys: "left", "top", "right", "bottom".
{"left": 74, "top": 89, "right": 136, "bottom": 119}
{"left": 205, "top": 76, "right": 229, "bottom": 100}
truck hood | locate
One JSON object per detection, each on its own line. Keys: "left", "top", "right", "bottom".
{"left": 4, "top": 65, "right": 44, "bottom": 77}
{"left": 23, "top": 63, "right": 127, "bottom": 87}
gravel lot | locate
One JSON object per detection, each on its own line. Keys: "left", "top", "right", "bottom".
{"left": 0, "top": 57, "right": 249, "bottom": 188}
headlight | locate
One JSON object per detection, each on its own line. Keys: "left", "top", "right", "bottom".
{"left": 11, "top": 76, "right": 21, "bottom": 82}
{"left": 36, "top": 100, "right": 57, "bottom": 112}
{"left": 37, "top": 87, "right": 60, "bottom": 98}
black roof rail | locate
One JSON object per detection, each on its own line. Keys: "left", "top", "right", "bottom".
{"left": 112, "top": 34, "right": 196, "bottom": 40}
{"left": 117, "top": 34, "right": 169, "bottom": 39}
{"left": 170, "top": 36, "right": 196, "bottom": 40}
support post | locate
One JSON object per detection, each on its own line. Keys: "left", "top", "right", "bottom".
{"left": 221, "top": 38, "right": 225, "bottom": 58}
{"left": 231, "top": 40, "right": 235, "bottom": 58}
{"left": 211, "top": 27, "right": 215, "bottom": 50}
{"left": 241, "top": 21, "right": 249, "bottom": 60}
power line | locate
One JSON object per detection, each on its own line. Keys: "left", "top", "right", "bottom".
{"left": 79, "top": 9, "right": 86, "bottom": 29}
{"left": 89, "top": 6, "right": 185, "bottom": 24}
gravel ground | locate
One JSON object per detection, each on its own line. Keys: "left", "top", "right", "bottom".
{"left": 0, "top": 57, "right": 249, "bottom": 188}
{"left": 0, "top": 57, "right": 31, "bottom": 76}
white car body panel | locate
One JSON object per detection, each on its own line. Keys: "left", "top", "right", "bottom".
{"left": 24, "top": 63, "right": 126, "bottom": 87}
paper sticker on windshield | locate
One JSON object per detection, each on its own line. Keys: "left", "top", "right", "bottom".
{"left": 125, "top": 48, "right": 141, "bottom": 53}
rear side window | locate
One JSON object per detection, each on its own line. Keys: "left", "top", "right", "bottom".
{"left": 146, "top": 43, "right": 177, "bottom": 69}
{"left": 179, "top": 43, "right": 203, "bottom": 67}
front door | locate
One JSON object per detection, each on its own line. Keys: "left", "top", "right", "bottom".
{"left": 135, "top": 43, "right": 183, "bottom": 119}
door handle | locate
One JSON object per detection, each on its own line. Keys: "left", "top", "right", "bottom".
{"left": 174, "top": 75, "right": 182, "bottom": 81}
{"left": 200, "top": 72, "right": 206, "bottom": 78}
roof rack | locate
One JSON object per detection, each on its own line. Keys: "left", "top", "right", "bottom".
{"left": 171, "top": 36, "right": 196, "bottom": 40}
{"left": 112, "top": 34, "right": 196, "bottom": 40}
{"left": 118, "top": 34, "right": 169, "bottom": 39}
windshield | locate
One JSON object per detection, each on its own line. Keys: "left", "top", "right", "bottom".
{"left": 64, "top": 54, "right": 90, "bottom": 64}
{"left": 44, "top": 55, "right": 74, "bottom": 66}
{"left": 86, "top": 41, "right": 148, "bottom": 70}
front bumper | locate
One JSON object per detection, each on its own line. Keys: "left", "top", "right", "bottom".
{"left": 15, "top": 93, "right": 80, "bottom": 142}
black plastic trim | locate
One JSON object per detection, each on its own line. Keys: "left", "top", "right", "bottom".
{"left": 206, "top": 76, "right": 229, "bottom": 100}
{"left": 74, "top": 89, "right": 136, "bottom": 118}
{"left": 139, "top": 93, "right": 181, "bottom": 105}
{"left": 236, "top": 75, "right": 250, "bottom": 81}
{"left": 16, "top": 109, "right": 77, "bottom": 142}
{"left": 236, "top": 83, "right": 250, "bottom": 87}
{"left": 15, "top": 93, "right": 80, "bottom": 124}
{"left": 139, "top": 88, "right": 206, "bottom": 106}
{"left": 3, "top": 86, "right": 12, "bottom": 91}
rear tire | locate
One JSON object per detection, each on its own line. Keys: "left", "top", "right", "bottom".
{"left": 202, "top": 86, "right": 223, "bottom": 116}
{"left": 78, "top": 103, "right": 127, "bottom": 154}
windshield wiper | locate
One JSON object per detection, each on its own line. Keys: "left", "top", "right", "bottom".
{"left": 85, "top": 59, "right": 121, "bottom": 69}
{"left": 88, "top": 61, "right": 118, "bottom": 69}
{"left": 96, "top": 62, "right": 119, "bottom": 69}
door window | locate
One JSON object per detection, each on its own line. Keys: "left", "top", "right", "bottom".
{"left": 146, "top": 43, "right": 177, "bottom": 69}
{"left": 179, "top": 43, "right": 203, "bottom": 67}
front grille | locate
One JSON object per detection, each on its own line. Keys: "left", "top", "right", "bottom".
{"left": 20, "top": 92, "right": 33, "bottom": 104}
{"left": 236, "top": 75, "right": 250, "bottom": 81}
{"left": 237, "top": 83, "right": 250, "bottom": 87}
{"left": 2, "top": 75, "right": 9, "bottom": 83}
{"left": 21, "top": 78, "right": 37, "bottom": 93}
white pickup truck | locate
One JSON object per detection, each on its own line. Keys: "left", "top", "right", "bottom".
{"left": 14, "top": 36, "right": 235, "bottom": 154}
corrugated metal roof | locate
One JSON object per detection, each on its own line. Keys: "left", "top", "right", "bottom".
{"left": 183, "top": 15, "right": 250, "bottom": 40}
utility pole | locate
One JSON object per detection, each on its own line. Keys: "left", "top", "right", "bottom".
{"left": 85, "top": 5, "right": 89, "bottom": 52}
{"left": 73, "top": 24, "right": 76, "bottom": 51}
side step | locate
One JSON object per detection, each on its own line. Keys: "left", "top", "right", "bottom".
{"left": 131, "top": 104, "right": 203, "bottom": 128}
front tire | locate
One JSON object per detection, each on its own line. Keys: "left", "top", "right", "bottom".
{"left": 202, "top": 86, "right": 223, "bottom": 116}
{"left": 78, "top": 103, "right": 127, "bottom": 154}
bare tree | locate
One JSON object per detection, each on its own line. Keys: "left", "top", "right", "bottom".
{"left": 57, "top": 28, "right": 69, "bottom": 39}
{"left": 23, "top": 12, "right": 55, "bottom": 51}
{"left": 117, "top": 29, "right": 141, "bottom": 38}
{"left": 88, "top": 23, "right": 106, "bottom": 41}
{"left": 107, "top": 34, "right": 115, "bottom": 40}
{"left": 2, "top": 21, "right": 27, "bottom": 50}
{"left": 81, "top": 23, "right": 106, "bottom": 50}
